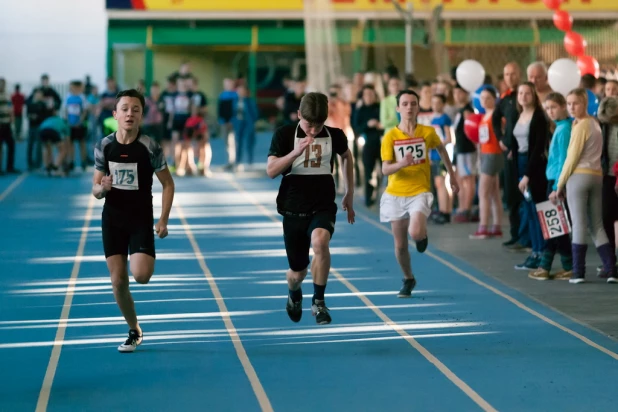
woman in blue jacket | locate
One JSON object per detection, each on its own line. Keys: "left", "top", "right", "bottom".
{"left": 233, "top": 84, "right": 259, "bottom": 167}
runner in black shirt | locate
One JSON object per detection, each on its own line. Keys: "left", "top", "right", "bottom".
{"left": 267, "top": 92, "right": 355, "bottom": 325}
{"left": 92, "top": 89, "right": 175, "bottom": 353}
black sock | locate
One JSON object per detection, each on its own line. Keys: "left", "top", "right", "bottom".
{"left": 289, "top": 288, "right": 302, "bottom": 303}
{"left": 312, "top": 283, "right": 326, "bottom": 304}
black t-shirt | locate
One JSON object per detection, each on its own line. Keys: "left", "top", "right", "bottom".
{"left": 95, "top": 132, "right": 168, "bottom": 216}
{"left": 192, "top": 91, "right": 208, "bottom": 108}
{"left": 172, "top": 91, "right": 193, "bottom": 117}
{"left": 454, "top": 103, "right": 476, "bottom": 154}
{"left": 268, "top": 123, "right": 348, "bottom": 215}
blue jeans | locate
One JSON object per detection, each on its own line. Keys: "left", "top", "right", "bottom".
{"left": 517, "top": 153, "right": 545, "bottom": 254}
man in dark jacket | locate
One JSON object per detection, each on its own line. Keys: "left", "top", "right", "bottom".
{"left": 492, "top": 62, "right": 530, "bottom": 251}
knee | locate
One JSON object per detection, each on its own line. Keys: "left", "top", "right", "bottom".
{"left": 408, "top": 226, "right": 425, "bottom": 242}
{"left": 133, "top": 269, "right": 153, "bottom": 284}
{"left": 311, "top": 230, "right": 331, "bottom": 255}
{"left": 110, "top": 272, "right": 129, "bottom": 291}
{"left": 288, "top": 268, "right": 308, "bottom": 284}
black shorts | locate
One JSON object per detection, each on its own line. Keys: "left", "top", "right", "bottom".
{"left": 70, "top": 126, "right": 87, "bottom": 142}
{"left": 282, "top": 212, "right": 336, "bottom": 272}
{"left": 102, "top": 209, "right": 156, "bottom": 259}
{"left": 172, "top": 115, "right": 190, "bottom": 132}
{"left": 39, "top": 128, "right": 61, "bottom": 144}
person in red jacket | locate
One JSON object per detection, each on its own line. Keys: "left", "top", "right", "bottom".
{"left": 177, "top": 109, "right": 208, "bottom": 176}
{"left": 11, "top": 84, "right": 25, "bottom": 140}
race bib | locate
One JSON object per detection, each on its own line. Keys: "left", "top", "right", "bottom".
{"left": 109, "top": 161, "right": 139, "bottom": 191}
{"left": 67, "top": 104, "right": 81, "bottom": 116}
{"left": 479, "top": 124, "right": 490, "bottom": 144}
{"left": 394, "top": 138, "right": 427, "bottom": 165}
{"left": 417, "top": 113, "right": 433, "bottom": 126}
{"left": 291, "top": 138, "right": 333, "bottom": 175}
{"left": 536, "top": 201, "right": 571, "bottom": 240}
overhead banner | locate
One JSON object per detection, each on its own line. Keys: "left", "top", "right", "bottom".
{"left": 107, "top": 0, "right": 618, "bottom": 11}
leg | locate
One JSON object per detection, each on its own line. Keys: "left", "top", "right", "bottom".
{"left": 308, "top": 213, "right": 337, "bottom": 324}
{"left": 247, "top": 128, "right": 256, "bottom": 165}
{"left": 282, "top": 216, "right": 311, "bottom": 323}
{"left": 5, "top": 126, "right": 16, "bottom": 172}
{"left": 476, "top": 174, "right": 492, "bottom": 233}
{"left": 491, "top": 175, "right": 504, "bottom": 231}
{"left": 107, "top": 255, "right": 140, "bottom": 331}
{"left": 391, "top": 219, "right": 413, "bottom": 280}
{"left": 588, "top": 175, "right": 617, "bottom": 280}
{"left": 601, "top": 175, "right": 617, "bottom": 250}
{"left": 310, "top": 228, "right": 331, "bottom": 302}
{"left": 362, "top": 142, "right": 378, "bottom": 206}
{"left": 234, "top": 123, "right": 244, "bottom": 165}
{"left": 566, "top": 175, "right": 590, "bottom": 283}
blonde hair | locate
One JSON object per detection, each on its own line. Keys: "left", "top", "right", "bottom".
{"left": 567, "top": 88, "right": 589, "bottom": 107}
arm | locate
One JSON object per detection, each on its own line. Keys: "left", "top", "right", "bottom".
{"left": 155, "top": 168, "right": 175, "bottom": 224}
{"left": 525, "top": 110, "right": 548, "bottom": 178}
{"left": 267, "top": 151, "right": 302, "bottom": 179}
{"left": 553, "top": 125, "right": 572, "bottom": 191}
{"left": 382, "top": 159, "right": 407, "bottom": 176}
{"left": 436, "top": 143, "right": 455, "bottom": 177}
{"left": 340, "top": 149, "right": 355, "bottom": 195}
{"left": 92, "top": 169, "right": 109, "bottom": 199}
{"left": 491, "top": 101, "right": 506, "bottom": 146}
{"left": 557, "top": 121, "right": 588, "bottom": 191}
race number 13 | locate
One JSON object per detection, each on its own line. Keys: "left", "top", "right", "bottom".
{"left": 394, "top": 139, "right": 427, "bottom": 165}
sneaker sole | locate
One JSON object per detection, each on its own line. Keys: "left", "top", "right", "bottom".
{"left": 397, "top": 293, "right": 412, "bottom": 298}
{"left": 569, "top": 278, "right": 586, "bottom": 284}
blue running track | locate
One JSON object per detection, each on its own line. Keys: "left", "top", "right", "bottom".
{"left": 1, "top": 134, "right": 618, "bottom": 412}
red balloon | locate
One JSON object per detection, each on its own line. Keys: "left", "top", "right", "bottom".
{"left": 543, "top": 0, "right": 562, "bottom": 10}
{"left": 464, "top": 113, "right": 483, "bottom": 144}
{"left": 564, "top": 31, "right": 586, "bottom": 57}
{"left": 553, "top": 10, "right": 572, "bottom": 32}
{"left": 577, "top": 55, "right": 600, "bottom": 78}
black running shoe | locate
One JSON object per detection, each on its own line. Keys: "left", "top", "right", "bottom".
{"left": 311, "top": 300, "right": 332, "bottom": 325}
{"left": 397, "top": 278, "right": 417, "bottom": 298}
{"left": 416, "top": 237, "right": 428, "bottom": 253}
{"left": 118, "top": 329, "right": 143, "bottom": 353}
{"left": 286, "top": 294, "right": 303, "bottom": 323}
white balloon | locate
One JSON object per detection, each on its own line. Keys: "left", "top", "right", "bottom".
{"left": 456, "top": 60, "right": 486, "bottom": 93}
{"left": 548, "top": 58, "right": 581, "bottom": 96}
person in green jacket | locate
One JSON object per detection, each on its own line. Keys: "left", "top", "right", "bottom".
{"left": 380, "top": 77, "right": 402, "bottom": 134}
{"left": 38, "top": 112, "right": 70, "bottom": 176}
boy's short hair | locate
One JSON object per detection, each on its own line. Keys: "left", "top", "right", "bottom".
{"left": 115, "top": 89, "right": 146, "bottom": 111}
{"left": 299, "top": 92, "right": 329, "bottom": 124}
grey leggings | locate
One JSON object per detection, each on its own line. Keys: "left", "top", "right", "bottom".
{"left": 566, "top": 173, "right": 609, "bottom": 246}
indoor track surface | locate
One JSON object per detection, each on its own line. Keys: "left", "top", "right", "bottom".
{"left": 1, "top": 134, "right": 618, "bottom": 412}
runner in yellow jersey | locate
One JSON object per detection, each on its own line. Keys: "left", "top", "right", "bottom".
{"left": 380, "top": 90, "right": 459, "bottom": 298}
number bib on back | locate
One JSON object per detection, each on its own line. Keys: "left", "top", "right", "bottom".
{"left": 109, "top": 161, "right": 139, "bottom": 190}
{"left": 289, "top": 125, "right": 334, "bottom": 176}
{"left": 67, "top": 104, "right": 81, "bottom": 116}
{"left": 394, "top": 138, "right": 427, "bottom": 165}
{"left": 479, "top": 124, "right": 490, "bottom": 144}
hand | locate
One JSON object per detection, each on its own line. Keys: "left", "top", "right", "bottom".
{"left": 548, "top": 191, "right": 559, "bottom": 205}
{"left": 518, "top": 176, "right": 529, "bottom": 194}
{"left": 499, "top": 141, "right": 508, "bottom": 152}
{"left": 556, "top": 187, "right": 565, "bottom": 202}
{"left": 507, "top": 151, "right": 513, "bottom": 160}
{"left": 341, "top": 192, "right": 355, "bottom": 224}
{"left": 101, "top": 175, "right": 113, "bottom": 192}
{"left": 155, "top": 220, "right": 168, "bottom": 239}
{"left": 449, "top": 174, "right": 460, "bottom": 195}
{"left": 290, "top": 113, "right": 298, "bottom": 121}
{"left": 292, "top": 136, "right": 314, "bottom": 157}
{"left": 400, "top": 153, "right": 415, "bottom": 167}
{"left": 367, "top": 119, "right": 378, "bottom": 127}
